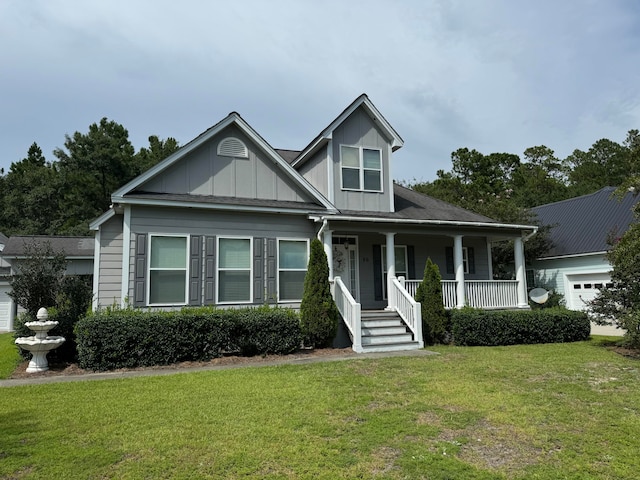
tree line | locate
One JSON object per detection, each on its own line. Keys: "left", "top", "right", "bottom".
{"left": 0, "top": 118, "right": 179, "bottom": 236}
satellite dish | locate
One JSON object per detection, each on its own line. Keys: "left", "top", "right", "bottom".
{"left": 529, "top": 288, "right": 549, "bottom": 304}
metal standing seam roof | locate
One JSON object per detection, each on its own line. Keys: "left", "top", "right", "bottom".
{"left": 531, "top": 187, "right": 639, "bottom": 258}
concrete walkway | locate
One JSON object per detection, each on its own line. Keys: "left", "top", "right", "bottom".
{"left": 591, "top": 322, "right": 625, "bottom": 337}
{"left": 0, "top": 348, "right": 437, "bottom": 388}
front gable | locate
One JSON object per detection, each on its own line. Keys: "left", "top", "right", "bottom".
{"left": 137, "top": 125, "right": 315, "bottom": 203}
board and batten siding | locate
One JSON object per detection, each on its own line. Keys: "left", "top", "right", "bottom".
{"left": 139, "top": 125, "right": 315, "bottom": 204}
{"left": 126, "top": 206, "right": 317, "bottom": 305}
{"left": 96, "top": 215, "right": 124, "bottom": 308}
{"left": 332, "top": 107, "right": 393, "bottom": 213}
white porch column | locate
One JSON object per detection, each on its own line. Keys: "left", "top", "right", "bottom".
{"left": 514, "top": 236, "right": 528, "bottom": 308}
{"left": 385, "top": 232, "right": 396, "bottom": 309}
{"left": 323, "top": 229, "right": 333, "bottom": 279}
{"left": 453, "top": 235, "right": 465, "bottom": 308}
{"left": 486, "top": 239, "right": 494, "bottom": 280}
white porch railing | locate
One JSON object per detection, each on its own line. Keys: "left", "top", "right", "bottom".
{"left": 393, "top": 277, "right": 424, "bottom": 348}
{"left": 465, "top": 280, "right": 518, "bottom": 309}
{"left": 404, "top": 279, "right": 519, "bottom": 309}
{"left": 331, "top": 276, "right": 362, "bottom": 353}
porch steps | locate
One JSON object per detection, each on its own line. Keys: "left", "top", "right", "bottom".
{"left": 359, "top": 310, "right": 421, "bottom": 353}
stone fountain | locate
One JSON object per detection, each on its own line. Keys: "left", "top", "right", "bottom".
{"left": 15, "top": 307, "right": 65, "bottom": 373}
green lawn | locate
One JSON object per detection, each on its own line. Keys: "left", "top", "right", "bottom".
{"left": 1, "top": 338, "right": 639, "bottom": 479}
{"left": 0, "top": 332, "right": 21, "bottom": 379}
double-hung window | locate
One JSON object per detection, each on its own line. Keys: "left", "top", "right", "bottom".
{"left": 149, "top": 235, "right": 188, "bottom": 305}
{"left": 341, "top": 145, "right": 382, "bottom": 192}
{"left": 217, "top": 237, "right": 252, "bottom": 303}
{"left": 278, "top": 239, "right": 309, "bottom": 301}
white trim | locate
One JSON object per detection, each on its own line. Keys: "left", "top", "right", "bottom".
{"left": 339, "top": 144, "right": 383, "bottom": 193}
{"left": 89, "top": 208, "right": 116, "bottom": 230}
{"left": 147, "top": 233, "right": 190, "bottom": 307}
{"left": 216, "top": 236, "right": 253, "bottom": 305}
{"left": 310, "top": 214, "right": 537, "bottom": 233}
{"left": 120, "top": 205, "right": 131, "bottom": 307}
{"left": 92, "top": 229, "right": 101, "bottom": 311}
{"left": 387, "top": 143, "right": 394, "bottom": 212}
{"left": 537, "top": 251, "right": 608, "bottom": 261}
{"left": 327, "top": 139, "right": 334, "bottom": 204}
{"left": 111, "top": 196, "right": 328, "bottom": 215}
{"left": 276, "top": 238, "right": 309, "bottom": 302}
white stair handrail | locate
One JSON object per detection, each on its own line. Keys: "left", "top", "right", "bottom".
{"left": 331, "top": 276, "right": 362, "bottom": 353}
{"left": 390, "top": 276, "right": 423, "bottom": 348}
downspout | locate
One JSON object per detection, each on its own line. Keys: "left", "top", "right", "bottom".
{"left": 316, "top": 218, "right": 328, "bottom": 240}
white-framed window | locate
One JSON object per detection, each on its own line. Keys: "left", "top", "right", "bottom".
{"left": 217, "top": 237, "right": 252, "bottom": 303}
{"left": 148, "top": 234, "right": 189, "bottom": 305}
{"left": 381, "top": 245, "right": 407, "bottom": 298}
{"left": 340, "top": 145, "right": 382, "bottom": 192}
{"left": 277, "top": 239, "right": 309, "bottom": 302}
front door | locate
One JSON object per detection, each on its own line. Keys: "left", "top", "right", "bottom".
{"left": 332, "top": 236, "right": 359, "bottom": 301}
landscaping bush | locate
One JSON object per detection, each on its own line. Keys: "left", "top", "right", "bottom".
{"left": 300, "top": 238, "right": 339, "bottom": 348}
{"left": 75, "top": 306, "right": 302, "bottom": 371}
{"left": 415, "top": 258, "right": 448, "bottom": 344}
{"left": 451, "top": 307, "right": 590, "bottom": 346}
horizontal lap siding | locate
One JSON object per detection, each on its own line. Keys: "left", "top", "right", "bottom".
{"left": 97, "top": 216, "right": 123, "bottom": 308}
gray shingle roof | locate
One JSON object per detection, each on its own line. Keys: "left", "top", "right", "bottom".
{"left": 532, "top": 187, "right": 639, "bottom": 258}
{"left": 2, "top": 236, "right": 94, "bottom": 258}
{"left": 340, "top": 184, "right": 500, "bottom": 223}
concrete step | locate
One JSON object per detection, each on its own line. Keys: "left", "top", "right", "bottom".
{"left": 362, "top": 319, "right": 404, "bottom": 328}
{"left": 362, "top": 326, "right": 408, "bottom": 336}
{"left": 361, "top": 342, "right": 422, "bottom": 353}
{"left": 362, "top": 333, "right": 414, "bottom": 345}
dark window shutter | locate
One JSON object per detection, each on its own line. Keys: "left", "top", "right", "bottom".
{"left": 468, "top": 247, "right": 475, "bottom": 274}
{"left": 266, "top": 238, "right": 277, "bottom": 303}
{"left": 189, "top": 236, "right": 202, "bottom": 305}
{"left": 407, "top": 245, "right": 416, "bottom": 279}
{"left": 373, "top": 245, "right": 382, "bottom": 301}
{"left": 134, "top": 234, "right": 147, "bottom": 306}
{"left": 204, "top": 236, "right": 216, "bottom": 305}
{"left": 254, "top": 237, "right": 264, "bottom": 304}
{"left": 445, "top": 246, "right": 454, "bottom": 275}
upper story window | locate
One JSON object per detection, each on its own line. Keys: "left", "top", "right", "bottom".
{"left": 340, "top": 145, "right": 382, "bottom": 192}
{"left": 218, "top": 137, "right": 248, "bottom": 158}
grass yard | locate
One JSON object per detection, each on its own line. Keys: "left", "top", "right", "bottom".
{"left": 1, "top": 338, "right": 639, "bottom": 479}
{"left": 0, "top": 332, "right": 21, "bottom": 379}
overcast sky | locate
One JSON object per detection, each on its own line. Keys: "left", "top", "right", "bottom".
{"left": 2, "top": 0, "right": 640, "bottom": 184}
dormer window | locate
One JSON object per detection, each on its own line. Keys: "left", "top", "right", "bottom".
{"left": 340, "top": 145, "right": 382, "bottom": 192}
{"left": 218, "top": 137, "right": 248, "bottom": 158}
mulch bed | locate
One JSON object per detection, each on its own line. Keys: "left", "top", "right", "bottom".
{"left": 10, "top": 347, "right": 356, "bottom": 379}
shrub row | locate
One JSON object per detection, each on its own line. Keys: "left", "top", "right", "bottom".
{"left": 451, "top": 307, "right": 590, "bottom": 346}
{"left": 75, "top": 306, "right": 302, "bottom": 371}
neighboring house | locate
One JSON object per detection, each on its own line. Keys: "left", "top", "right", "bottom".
{"left": 0, "top": 233, "right": 11, "bottom": 331}
{"left": 531, "top": 187, "right": 639, "bottom": 311}
{"left": 90, "top": 94, "right": 537, "bottom": 352}
{"left": 0, "top": 235, "right": 94, "bottom": 331}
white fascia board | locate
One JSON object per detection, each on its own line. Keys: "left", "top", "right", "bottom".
{"left": 536, "top": 251, "right": 608, "bottom": 261}
{"left": 89, "top": 208, "right": 116, "bottom": 231}
{"left": 292, "top": 95, "right": 403, "bottom": 168}
{"left": 113, "top": 196, "right": 331, "bottom": 215}
{"left": 310, "top": 214, "right": 538, "bottom": 233}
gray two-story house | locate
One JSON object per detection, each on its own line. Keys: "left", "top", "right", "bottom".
{"left": 90, "top": 95, "right": 537, "bottom": 352}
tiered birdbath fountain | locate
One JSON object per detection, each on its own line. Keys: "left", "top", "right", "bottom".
{"left": 15, "top": 307, "right": 65, "bottom": 373}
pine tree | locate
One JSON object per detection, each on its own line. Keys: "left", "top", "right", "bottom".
{"left": 300, "top": 238, "right": 339, "bottom": 347}
{"left": 415, "top": 258, "right": 448, "bottom": 344}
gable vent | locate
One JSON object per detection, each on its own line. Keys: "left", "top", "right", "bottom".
{"left": 217, "top": 137, "right": 248, "bottom": 158}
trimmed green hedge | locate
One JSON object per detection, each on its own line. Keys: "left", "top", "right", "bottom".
{"left": 451, "top": 307, "right": 590, "bottom": 346}
{"left": 75, "top": 306, "right": 302, "bottom": 371}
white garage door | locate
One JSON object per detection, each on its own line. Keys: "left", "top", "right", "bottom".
{"left": 567, "top": 273, "right": 612, "bottom": 311}
{"left": 0, "top": 288, "right": 12, "bottom": 331}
